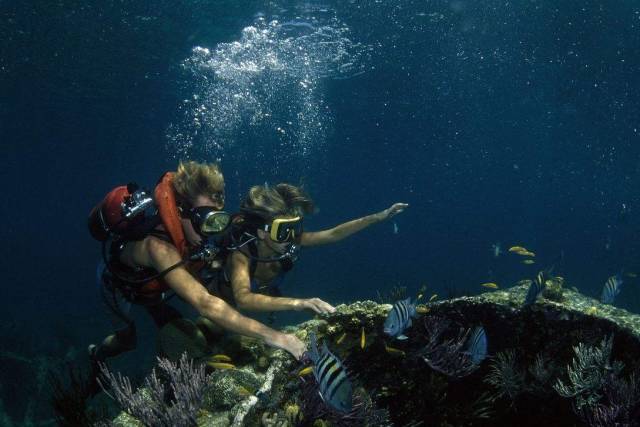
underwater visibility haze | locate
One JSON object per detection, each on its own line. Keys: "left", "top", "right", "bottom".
{"left": 2, "top": 0, "right": 640, "bottom": 425}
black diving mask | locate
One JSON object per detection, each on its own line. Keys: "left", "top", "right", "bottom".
{"left": 188, "top": 207, "right": 231, "bottom": 236}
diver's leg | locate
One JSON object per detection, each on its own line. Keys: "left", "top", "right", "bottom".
{"left": 90, "top": 323, "right": 137, "bottom": 361}
{"left": 87, "top": 283, "right": 137, "bottom": 396}
{"left": 92, "top": 279, "right": 138, "bottom": 360}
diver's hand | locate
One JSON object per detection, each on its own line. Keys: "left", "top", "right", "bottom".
{"left": 301, "top": 298, "right": 336, "bottom": 314}
{"left": 266, "top": 333, "right": 306, "bottom": 360}
{"left": 377, "top": 203, "right": 409, "bottom": 221}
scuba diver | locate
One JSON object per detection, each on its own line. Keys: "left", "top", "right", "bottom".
{"left": 86, "top": 162, "right": 306, "bottom": 390}
{"left": 208, "top": 183, "right": 408, "bottom": 315}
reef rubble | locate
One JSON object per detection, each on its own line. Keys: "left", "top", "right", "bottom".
{"left": 103, "top": 282, "right": 640, "bottom": 426}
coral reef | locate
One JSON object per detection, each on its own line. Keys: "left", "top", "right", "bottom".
{"left": 98, "top": 282, "right": 640, "bottom": 426}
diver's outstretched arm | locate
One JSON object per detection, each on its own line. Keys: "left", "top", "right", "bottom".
{"left": 300, "top": 202, "right": 409, "bottom": 246}
{"left": 228, "top": 252, "right": 335, "bottom": 314}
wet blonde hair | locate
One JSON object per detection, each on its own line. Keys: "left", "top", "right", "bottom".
{"left": 240, "top": 183, "right": 314, "bottom": 224}
{"left": 172, "top": 161, "right": 224, "bottom": 206}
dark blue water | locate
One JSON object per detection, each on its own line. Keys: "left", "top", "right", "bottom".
{"left": 2, "top": 0, "right": 640, "bottom": 424}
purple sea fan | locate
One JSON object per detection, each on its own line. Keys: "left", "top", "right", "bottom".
{"left": 577, "top": 403, "right": 624, "bottom": 427}
{"left": 98, "top": 352, "right": 207, "bottom": 427}
{"left": 421, "top": 316, "right": 479, "bottom": 379}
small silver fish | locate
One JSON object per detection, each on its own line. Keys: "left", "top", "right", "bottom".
{"left": 392, "top": 221, "right": 399, "bottom": 235}
{"left": 491, "top": 242, "right": 502, "bottom": 258}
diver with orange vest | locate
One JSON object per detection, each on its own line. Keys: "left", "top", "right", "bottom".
{"left": 86, "top": 161, "right": 307, "bottom": 395}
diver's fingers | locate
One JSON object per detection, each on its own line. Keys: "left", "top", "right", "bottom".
{"left": 392, "top": 202, "right": 409, "bottom": 212}
{"left": 322, "top": 301, "right": 336, "bottom": 313}
{"left": 311, "top": 298, "right": 335, "bottom": 314}
{"left": 308, "top": 302, "right": 323, "bottom": 314}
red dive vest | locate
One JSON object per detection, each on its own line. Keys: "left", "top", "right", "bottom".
{"left": 96, "top": 172, "right": 197, "bottom": 300}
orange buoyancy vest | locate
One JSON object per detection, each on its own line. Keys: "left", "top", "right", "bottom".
{"left": 155, "top": 172, "right": 187, "bottom": 257}
{"left": 111, "top": 172, "right": 197, "bottom": 299}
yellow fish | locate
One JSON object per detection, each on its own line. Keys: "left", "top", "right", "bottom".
{"left": 481, "top": 282, "right": 499, "bottom": 289}
{"left": 336, "top": 332, "right": 347, "bottom": 345}
{"left": 519, "top": 251, "right": 535, "bottom": 257}
{"left": 522, "top": 259, "right": 535, "bottom": 265}
{"left": 209, "top": 354, "right": 232, "bottom": 363}
{"left": 429, "top": 294, "right": 438, "bottom": 302}
{"left": 207, "top": 362, "right": 236, "bottom": 370}
{"left": 236, "top": 386, "right": 252, "bottom": 396}
{"left": 508, "top": 246, "right": 528, "bottom": 253}
{"left": 298, "top": 366, "right": 314, "bottom": 377}
{"left": 417, "top": 293, "right": 424, "bottom": 301}
{"left": 416, "top": 305, "right": 430, "bottom": 314}
{"left": 360, "top": 327, "right": 366, "bottom": 349}
{"left": 384, "top": 344, "right": 406, "bottom": 357}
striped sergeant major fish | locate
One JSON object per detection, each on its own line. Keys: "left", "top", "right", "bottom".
{"left": 601, "top": 274, "right": 623, "bottom": 305}
{"left": 384, "top": 297, "right": 418, "bottom": 340}
{"left": 309, "top": 332, "right": 353, "bottom": 413}
{"left": 523, "top": 270, "right": 547, "bottom": 306}
{"left": 464, "top": 326, "right": 488, "bottom": 365}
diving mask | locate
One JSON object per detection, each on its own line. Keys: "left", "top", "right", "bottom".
{"left": 188, "top": 207, "right": 231, "bottom": 236}
{"left": 264, "top": 216, "right": 303, "bottom": 243}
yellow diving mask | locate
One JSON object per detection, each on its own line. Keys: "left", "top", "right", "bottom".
{"left": 264, "top": 216, "right": 303, "bottom": 243}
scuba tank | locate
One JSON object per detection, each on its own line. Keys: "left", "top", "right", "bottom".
{"left": 88, "top": 183, "right": 154, "bottom": 241}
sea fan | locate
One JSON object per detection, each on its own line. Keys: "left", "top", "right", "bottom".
{"left": 97, "top": 352, "right": 207, "bottom": 427}
{"left": 589, "top": 371, "right": 640, "bottom": 426}
{"left": 420, "top": 316, "right": 478, "bottom": 379}
{"left": 576, "top": 403, "right": 624, "bottom": 427}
